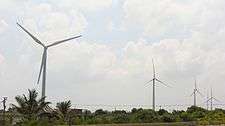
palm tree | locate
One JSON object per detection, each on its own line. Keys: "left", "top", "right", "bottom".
{"left": 11, "top": 89, "right": 51, "bottom": 120}
{"left": 55, "top": 100, "right": 72, "bottom": 123}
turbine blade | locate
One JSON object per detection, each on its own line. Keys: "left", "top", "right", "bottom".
{"left": 146, "top": 79, "right": 153, "bottom": 84}
{"left": 190, "top": 91, "right": 194, "bottom": 96}
{"left": 47, "top": 35, "right": 82, "bottom": 47}
{"left": 155, "top": 78, "right": 171, "bottom": 88}
{"left": 203, "top": 98, "right": 211, "bottom": 104}
{"left": 37, "top": 50, "right": 46, "bottom": 84}
{"left": 196, "top": 89, "right": 204, "bottom": 97}
{"left": 17, "top": 23, "right": 45, "bottom": 47}
{"left": 213, "top": 97, "right": 221, "bottom": 103}
{"left": 152, "top": 59, "right": 156, "bottom": 77}
{"left": 194, "top": 78, "right": 197, "bottom": 89}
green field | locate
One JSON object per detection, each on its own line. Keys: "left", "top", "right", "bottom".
{"left": 74, "top": 122, "right": 197, "bottom": 126}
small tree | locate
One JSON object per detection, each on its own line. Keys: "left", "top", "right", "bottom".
{"left": 55, "top": 100, "right": 72, "bottom": 124}
{"left": 11, "top": 89, "right": 51, "bottom": 120}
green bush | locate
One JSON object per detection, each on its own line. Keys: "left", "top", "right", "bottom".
{"left": 161, "top": 113, "right": 176, "bottom": 122}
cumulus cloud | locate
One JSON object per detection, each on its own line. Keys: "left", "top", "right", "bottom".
{"left": 16, "top": 3, "right": 87, "bottom": 45}
{"left": 45, "top": 33, "right": 225, "bottom": 107}
{"left": 0, "top": 0, "right": 225, "bottom": 110}
{"left": 123, "top": 0, "right": 225, "bottom": 39}
{"left": 48, "top": 41, "right": 116, "bottom": 76}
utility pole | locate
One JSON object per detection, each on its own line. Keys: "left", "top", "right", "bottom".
{"left": 2, "top": 97, "right": 7, "bottom": 125}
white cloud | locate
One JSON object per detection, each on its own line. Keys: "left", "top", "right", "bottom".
{"left": 123, "top": 0, "right": 225, "bottom": 39}
{"left": 49, "top": 0, "right": 113, "bottom": 11}
{"left": 0, "top": 53, "right": 4, "bottom": 64}
{"left": 16, "top": 3, "right": 87, "bottom": 45}
{"left": 107, "top": 21, "right": 115, "bottom": 32}
{"left": 48, "top": 41, "right": 117, "bottom": 76}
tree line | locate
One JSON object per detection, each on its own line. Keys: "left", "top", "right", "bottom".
{"left": 1, "top": 89, "right": 225, "bottom": 126}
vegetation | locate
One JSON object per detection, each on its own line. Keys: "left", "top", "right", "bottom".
{"left": 55, "top": 100, "right": 74, "bottom": 125}
{"left": 1, "top": 89, "right": 225, "bottom": 125}
{"left": 11, "top": 89, "right": 51, "bottom": 120}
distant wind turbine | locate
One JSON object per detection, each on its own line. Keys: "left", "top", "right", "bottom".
{"left": 205, "top": 87, "right": 220, "bottom": 110}
{"left": 146, "top": 59, "right": 171, "bottom": 111}
{"left": 190, "top": 78, "right": 204, "bottom": 106}
{"left": 17, "top": 22, "right": 81, "bottom": 98}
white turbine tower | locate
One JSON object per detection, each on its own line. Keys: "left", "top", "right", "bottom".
{"left": 17, "top": 22, "right": 81, "bottom": 98}
{"left": 146, "top": 59, "right": 171, "bottom": 111}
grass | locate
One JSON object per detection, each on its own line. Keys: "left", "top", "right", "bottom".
{"left": 61, "top": 122, "right": 197, "bottom": 126}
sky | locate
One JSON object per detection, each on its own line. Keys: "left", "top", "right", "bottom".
{"left": 1, "top": 0, "right": 225, "bottom": 111}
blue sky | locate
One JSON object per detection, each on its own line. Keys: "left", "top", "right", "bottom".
{"left": 1, "top": 0, "right": 225, "bottom": 111}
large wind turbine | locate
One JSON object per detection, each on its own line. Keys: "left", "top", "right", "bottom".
{"left": 146, "top": 59, "right": 171, "bottom": 111}
{"left": 205, "top": 87, "right": 220, "bottom": 110}
{"left": 190, "top": 78, "right": 204, "bottom": 106}
{"left": 17, "top": 22, "right": 81, "bottom": 98}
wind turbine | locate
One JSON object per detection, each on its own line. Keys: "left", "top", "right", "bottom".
{"left": 190, "top": 78, "right": 204, "bottom": 106}
{"left": 205, "top": 87, "right": 220, "bottom": 110}
{"left": 17, "top": 22, "right": 81, "bottom": 98}
{"left": 146, "top": 59, "right": 171, "bottom": 111}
